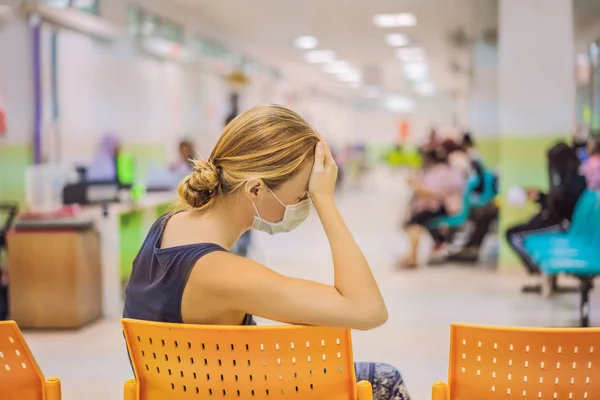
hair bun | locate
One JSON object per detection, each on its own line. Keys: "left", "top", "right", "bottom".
{"left": 177, "top": 159, "right": 221, "bottom": 209}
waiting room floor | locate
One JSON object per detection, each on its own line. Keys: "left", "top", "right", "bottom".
{"left": 23, "top": 173, "right": 600, "bottom": 399}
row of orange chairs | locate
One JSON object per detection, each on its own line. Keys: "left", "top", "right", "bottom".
{"left": 2, "top": 319, "right": 600, "bottom": 399}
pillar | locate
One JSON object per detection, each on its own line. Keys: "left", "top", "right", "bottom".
{"left": 468, "top": 39, "right": 499, "bottom": 168}
{"left": 498, "top": 0, "right": 575, "bottom": 266}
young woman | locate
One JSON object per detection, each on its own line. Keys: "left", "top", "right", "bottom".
{"left": 123, "top": 105, "right": 410, "bottom": 400}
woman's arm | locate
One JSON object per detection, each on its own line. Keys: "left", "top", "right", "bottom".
{"left": 188, "top": 142, "right": 388, "bottom": 330}
{"left": 192, "top": 251, "right": 387, "bottom": 330}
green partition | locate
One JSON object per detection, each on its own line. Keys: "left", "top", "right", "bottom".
{"left": 0, "top": 145, "right": 31, "bottom": 204}
{"left": 156, "top": 202, "right": 174, "bottom": 218}
{"left": 119, "top": 210, "right": 145, "bottom": 289}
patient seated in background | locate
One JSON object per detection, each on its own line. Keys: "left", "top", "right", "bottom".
{"left": 399, "top": 144, "right": 465, "bottom": 269}
{"left": 582, "top": 135, "right": 600, "bottom": 191}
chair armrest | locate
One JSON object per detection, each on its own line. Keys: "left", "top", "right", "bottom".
{"left": 44, "top": 377, "right": 62, "bottom": 400}
{"left": 432, "top": 381, "right": 448, "bottom": 400}
{"left": 124, "top": 379, "right": 137, "bottom": 400}
{"left": 357, "top": 380, "right": 373, "bottom": 400}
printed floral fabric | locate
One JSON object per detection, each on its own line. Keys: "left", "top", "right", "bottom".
{"left": 354, "top": 362, "right": 411, "bottom": 400}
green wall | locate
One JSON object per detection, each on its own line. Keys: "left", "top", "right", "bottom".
{"left": 0, "top": 143, "right": 166, "bottom": 204}
{"left": 477, "top": 137, "right": 500, "bottom": 168}
{"left": 0, "top": 145, "right": 31, "bottom": 205}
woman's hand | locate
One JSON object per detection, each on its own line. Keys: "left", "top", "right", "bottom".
{"left": 309, "top": 141, "right": 338, "bottom": 201}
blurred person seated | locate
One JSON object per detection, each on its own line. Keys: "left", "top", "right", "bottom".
{"left": 444, "top": 139, "right": 474, "bottom": 178}
{"left": 581, "top": 134, "right": 600, "bottom": 191}
{"left": 86, "top": 133, "right": 122, "bottom": 182}
{"left": 420, "top": 127, "right": 440, "bottom": 153}
{"left": 461, "top": 131, "right": 481, "bottom": 162}
{"left": 170, "top": 139, "right": 196, "bottom": 177}
{"left": 461, "top": 132, "right": 488, "bottom": 194}
{"left": 506, "top": 141, "right": 587, "bottom": 294}
{"left": 123, "top": 105, "right": 411, "bottom": 400}
{"left": 399, "top": 144, "right": 466, "bottom": 269}
{"left": 446, "top": 133, "right": 500, "bottom": 261}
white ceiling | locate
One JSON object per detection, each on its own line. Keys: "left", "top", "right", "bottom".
{"left": 167, "top": 0, "right": 491, "bottom": 99}
{"left": 164, "top": 0, "right": 600, "bottom": 100}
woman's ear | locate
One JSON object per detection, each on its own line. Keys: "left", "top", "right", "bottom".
{"left": 245, "top": 179, "right": 264, "bottom": 200}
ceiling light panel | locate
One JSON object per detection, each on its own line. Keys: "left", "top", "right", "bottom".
{"left": 385, "top": 33, "right": 409, "bottom": 47}
{"left": 305, "top": 50, "right": 336, "bottom": 63}
{"left": 373, "top": 13, "right": 417, "bottom": 28}
{"left": 294, "top": 35, "right": 319, "bottom": 50}
{"left": 396, "top": 47, "right": 425, "bottom": 62}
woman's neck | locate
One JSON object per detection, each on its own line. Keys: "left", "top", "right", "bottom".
{"left": 186, "top": 195, "right": 252, "bottom": 250}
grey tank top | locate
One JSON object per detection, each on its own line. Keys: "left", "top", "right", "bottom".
{"left": 123, "top": 213, "right": 255, "bottom": 326}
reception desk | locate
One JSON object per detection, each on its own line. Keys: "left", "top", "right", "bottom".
{"left": 8, "top": 192, "right": 177, "bottom": 326}
{"left": 8, "top": 221, "right": 102, "bottom": 328}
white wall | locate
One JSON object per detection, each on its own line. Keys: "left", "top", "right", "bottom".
{"left": 468, "top": 40, "right": 499, "bottom": 138}
{"left": 0, "top": 18, "right": 33, "bottom": 145}
{"left": 0, "top": 1, "right": 365, "bottom": 170}
{"left": 352, "top": 95, "right": 458, "bottom": 147}
{"left": 499, "top": 0, "right": 575, "bottom": 135}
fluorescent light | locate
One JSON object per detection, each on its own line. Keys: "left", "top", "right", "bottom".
{"left": 305, "top": 50, "right": 336, "bottom": 64}
{"left": 385, "top": 33, "right": 409, "bottom": 47}
{"left": 396, "top": 47, "right": 425, "bottom": 62}
{"left": 403, "top": 61, "right": 429, "bottom": 82}
{"left": 384, "top": 95, "right": 416, "bottom": 113}
{"left": 323, "top": 61, "right": 352, "bottom": 74}
{"left": 338, "top": 71, "right": 361, "bottom": 83}
{"left": 415, "top": 82, "right": 435, "bottom": 96}
{"left": 373, "top": 13, "right": 417, "bottom": 28}
{"left": 294, "top": 36, "right": 319, "bottom": 50}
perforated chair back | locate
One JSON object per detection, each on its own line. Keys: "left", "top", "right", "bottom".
{"left": 0, "top": 321, "right": 61, "bottom": 400}
{"left": 432, "top": 324, "right": 600, "bottom": 400}
{"left": 122, "top": 318, "right": 369, "bottom": 400}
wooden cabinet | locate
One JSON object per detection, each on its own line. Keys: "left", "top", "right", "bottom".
{"left": 7, "top": 227, "right": 102, "bottom": 328}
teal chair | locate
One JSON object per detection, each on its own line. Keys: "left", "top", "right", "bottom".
{"left": 427, "top": 175, "right": 479, "bottom": 229}
{"left": 524, "top": 190, "right": 600, "bottom": 261}
{"left": 522, "top": 190, "right": 600, "bottom": 327}
{"left": 469, "top": 170, "right": 497, "bottom": 208}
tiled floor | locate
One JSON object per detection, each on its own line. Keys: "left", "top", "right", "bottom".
{"left": 23, "top": 174, "right": 600, "bottom": 399}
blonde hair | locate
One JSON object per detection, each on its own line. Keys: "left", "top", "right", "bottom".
{"left": 178, "top": 105, "right": 319, "bottom": 210}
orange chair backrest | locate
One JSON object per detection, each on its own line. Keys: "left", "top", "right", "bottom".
{"left": 122, "top": 319, "right": 358, "bottom": 399}
{"left": 448, "top": 324, "right": 600, "bottom": 399}
{"left": 0, "top": 321, "right": 46, "bottom": 400}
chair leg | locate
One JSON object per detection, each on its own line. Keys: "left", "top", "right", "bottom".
{"left": 432, "top": 381, "right": 448, "bottom": 400}
{"left": 124, "top": 379, "right": 137, "bottom": 400}
{"left": 357, "top": 380, "right": 373, "bottom": 400}
{"left": 44, "top": 377, "right": 62, "bottom": 400}
{"left": 579, "top": 278, "right": 593, "bottom": 328}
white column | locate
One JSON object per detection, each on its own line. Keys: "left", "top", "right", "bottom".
{"left": 498, "top": 0, "right": 576, "bottom": 267}
{"left": 468, "top": 40, "right": 499, "bottom": 139}
{"left": 499, "top": 0, "right": 575, "bottom": 136}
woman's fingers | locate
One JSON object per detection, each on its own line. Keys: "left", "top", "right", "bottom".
{"left": 314, "top": 142, "right": 326, "bottom": 169}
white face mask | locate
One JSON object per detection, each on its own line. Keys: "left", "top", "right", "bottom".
{"left": 252, "top": 190, "right": 312, "bottom": 235}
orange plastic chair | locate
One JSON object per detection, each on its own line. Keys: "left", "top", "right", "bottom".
{"left": 122, "top": 318, "right": 373, "bottom": 399}
{"left": 0, "top": 321, "right": 61, "bottom": 400}
{"left": 432, "top": 323, "right": 600, "bottom": 400}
